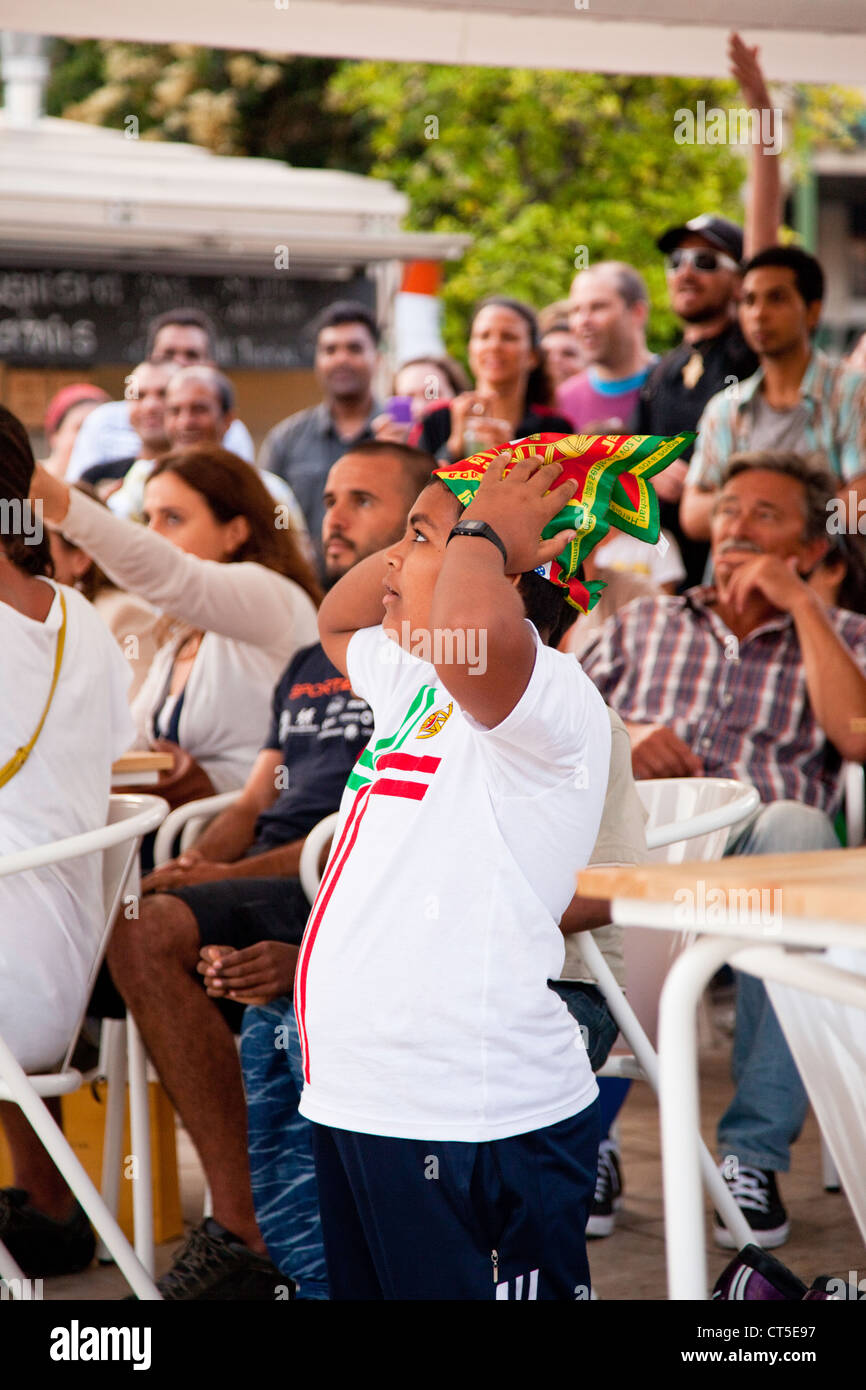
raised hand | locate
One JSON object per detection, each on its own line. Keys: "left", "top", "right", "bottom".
{"left": 728, "top": 31, "right": 771, "bottom": 109}
{"left": 460, "top": 449, "right": 578, "bottom": 574}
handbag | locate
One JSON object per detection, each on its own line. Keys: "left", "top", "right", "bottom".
{"left": 0, "top": 591, "right": 67, "bottom": 789}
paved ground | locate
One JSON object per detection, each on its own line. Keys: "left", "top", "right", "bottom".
{"left": 32, "top": 1010, "right": 866, "bottom": 1302}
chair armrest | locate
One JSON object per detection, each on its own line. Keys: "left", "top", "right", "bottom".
{"left": 645, "top": 784, "right": 760, "bottom": 852}
{"left": 299, "top": 812, "right": 340, "bottom": 904}
{"left": 152, "top": 791, "right": 242, "bottom": 866}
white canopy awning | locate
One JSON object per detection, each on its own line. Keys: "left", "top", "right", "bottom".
{"left": 5, "top": 0, "right": 866, "bottom": 84}
{"left": 0, "top": 112, "right": 469, "bottom": 270}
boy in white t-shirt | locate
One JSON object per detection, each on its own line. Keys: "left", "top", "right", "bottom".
{"left": 295, "top": 448, "right": 611, "bottom": 1299}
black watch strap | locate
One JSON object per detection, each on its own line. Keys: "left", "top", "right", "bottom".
{"left": 447, "top": 520, "right": 508, "bottom": 566}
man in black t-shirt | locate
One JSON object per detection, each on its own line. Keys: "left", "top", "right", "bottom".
{"left": 94, "top": 441, "right": 435, "bottom": 1301}
{"left": 635, "top": 34, "right": 780, "bottom": 586}
{"left": 635, "top": 215, "right": 757, "bottom": 587}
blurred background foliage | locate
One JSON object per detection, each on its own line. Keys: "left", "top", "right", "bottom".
{"left": 45, "top": 39, "right": 863, "bottom": 358}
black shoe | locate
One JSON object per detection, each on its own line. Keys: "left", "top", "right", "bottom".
{"left": 143, "top": 1219, "right": 291, "bottom": 1301}
{"left": 586, "top": 1140, "right": 622, "bottom": 1239}
{"left": 0, "top": 1188, "right": 95, "bottom": 1277}
{"left": 714, "top": 1164, "right": 789, "bottom": 1250}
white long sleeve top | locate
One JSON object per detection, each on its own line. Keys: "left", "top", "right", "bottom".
{"left": 59, "top": 488, "right": 320, "bottom": 791}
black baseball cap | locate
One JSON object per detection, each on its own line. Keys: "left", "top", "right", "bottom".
{"left": 657, "top": 214, "right": 744, "bottom": 265}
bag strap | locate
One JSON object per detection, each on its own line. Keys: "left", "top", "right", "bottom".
{"left": 0, "top": 590, "right": 67, "bottom": 790}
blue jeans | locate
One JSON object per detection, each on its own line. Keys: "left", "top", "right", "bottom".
{"left": 547, "top": 980, "right": 619, "bottom": 1073}
{"left": 547, "top": 980, "right": 629, "bottom": 1140}
{"left": 716, "top": 801, "right": 839, "bottom": 1172}
{"left": 240, "top": 999, "right": 329, "bottom": 1299}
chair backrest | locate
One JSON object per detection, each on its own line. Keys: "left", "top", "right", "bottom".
{"left": 637, "top": 777, "right": 760, "bottom": 863}
{"left": 152, "top": 790, "right": 242, "bottom": 866}
{"left": 0, "top": 794, "right": 168, "bottom": 1073}
{"left": 299, "top": 811, "right": 340, "bottom": 904}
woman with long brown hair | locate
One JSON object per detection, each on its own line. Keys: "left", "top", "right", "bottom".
{"left": 32, "top": 445, "right": 320, "bottom": 796}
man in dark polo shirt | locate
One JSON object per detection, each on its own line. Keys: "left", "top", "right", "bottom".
{"left": 259, "top": 301, "right": 384, "bottom": 562}
{"left": 635, "top": 33, "right": 781, "bottom": 586}
{"left": 88, "top": 441, "right": 432, "bottom": 1301}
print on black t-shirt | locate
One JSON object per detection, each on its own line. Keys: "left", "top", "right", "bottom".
{"left": 252, "top": 643, "right": 372, "bottom": 853}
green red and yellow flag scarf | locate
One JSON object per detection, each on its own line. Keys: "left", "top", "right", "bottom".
{"left": 434, "top": 431, "right": 694, "bottom": 614}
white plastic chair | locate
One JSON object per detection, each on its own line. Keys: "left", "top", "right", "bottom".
{"left": 579, "top": 777, "right": 760, "bottom": 1250}
{"left": 100, "top": 790, "right": 241, "bottom": 1267}
{"left": 0, "top": 793, "right": 168, "bottom": 1300}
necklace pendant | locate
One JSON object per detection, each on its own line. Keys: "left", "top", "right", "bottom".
{"left": 682, "top": 351, "right": 705, "bottom": 390}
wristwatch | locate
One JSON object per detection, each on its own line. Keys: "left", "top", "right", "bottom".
{"left": 446, "top": 519, "right": 508, "bottom": 566}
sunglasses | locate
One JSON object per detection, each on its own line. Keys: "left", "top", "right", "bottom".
{"left": 665, "top": 247, "right": 740, "bottom": 275}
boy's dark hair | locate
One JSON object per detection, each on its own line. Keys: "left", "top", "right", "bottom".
{"left": 742, "top": 247, "right": 825, "bottom": 307}
{"left": 309, "top": 300, "right": 380, "bottom": 347}
{"left": 470, "top": 295, "right": 553, "bottom": 409}
{"left": 432, "top": 475, "right": 576, "bottom": 647}
{"left": 145, "top": 308, "right": 217, "bottom": 359}
{"left": 0, "top": 405, "right": 53, "bottom": 577}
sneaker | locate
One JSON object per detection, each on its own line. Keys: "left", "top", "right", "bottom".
{"left": 142, "top": 1219, "right": 291, "bottom": 1301}
{"left": 714, "top": 1164, "right": 789, "bottom": 1250}
{"left": 712, "top": 1244, "right": 806, "bottom": 1301}
{"left": 586, "top": 1140, "right": 622, "bottom": 1238}
{"left": 0, "top": 1188, "right": 95, "bottom": 1277}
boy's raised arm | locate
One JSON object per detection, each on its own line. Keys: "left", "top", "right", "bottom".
{"left": 429, "top": 455, "right": 577, "bottom": 729}
{"left": 318, "top": 548, "right": 392, "bottom": 676}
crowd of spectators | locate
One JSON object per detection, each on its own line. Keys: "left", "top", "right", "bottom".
{"left": 2, "top": 29, "right": 866, "bottom": 1302}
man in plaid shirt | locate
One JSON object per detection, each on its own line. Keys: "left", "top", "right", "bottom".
{"left": 581, "top": 448, "right": 866, "bottom": 1249}
{"left": 680, "top": 246, "right": 866, "bottom": 545}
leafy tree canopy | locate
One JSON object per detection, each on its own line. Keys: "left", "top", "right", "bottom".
{"left": 44, "top": 39, "right": 862, "bottom": 358}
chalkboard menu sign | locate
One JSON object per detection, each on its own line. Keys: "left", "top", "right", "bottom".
{"left": 0, "top": 265, "right": 376, "bottom": 369}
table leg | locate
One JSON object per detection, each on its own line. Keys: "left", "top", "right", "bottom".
{"left": 658, "top": 935, "right": 738, "bottom": 1300}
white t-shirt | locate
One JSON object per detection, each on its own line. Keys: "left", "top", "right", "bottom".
{"left": 0, "top": 581, "right": 135, "bottom": 1070}
{"left": 592, "top": 529, "right": 686, "bottom": 589}
{"left": 296, "top": 622, "right": 611, "bottom": 1141}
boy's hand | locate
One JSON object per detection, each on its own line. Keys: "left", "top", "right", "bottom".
{"left": 460, "top": 450, "right": 579, "bottom": 574}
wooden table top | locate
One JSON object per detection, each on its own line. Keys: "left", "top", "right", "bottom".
{"left": 577, "top": 847, "right": 866, "bottom": 924}
{"left": 112, "top": 751, "right": 174, "bottom": 775}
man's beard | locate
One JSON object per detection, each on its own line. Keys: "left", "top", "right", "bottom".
{"left": 677, "top": 299, "right": 732, "bottom": 326}
{"left": 323, "top": 552, "right": 356, "bottom": 590}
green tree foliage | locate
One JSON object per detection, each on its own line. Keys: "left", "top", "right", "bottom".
{"left": 44, "top": 39, "right": 365, "bottom": 169}
{"left": 328, "top": 63, "right": 755, "bottom": 351}
{"left": 45, "top": 41, "right": 863, "bottom": 357}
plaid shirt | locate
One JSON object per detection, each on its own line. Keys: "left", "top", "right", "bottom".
{"left": 579, "top": 589, "right": 866, "bottom": 816}
{"left": 686, "top": 350, "right": 866, "bottom": 490}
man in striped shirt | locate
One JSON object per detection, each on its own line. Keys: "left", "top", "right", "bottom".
{"left": 680, "top": 246, "right": 866, "bottom": 544}
{"left": 580, "top": 448, "right": 866, "bottom": 1248}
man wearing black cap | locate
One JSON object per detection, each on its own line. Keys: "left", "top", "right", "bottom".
{"left": 635, "top": 34, "right": 780, "bottom": 586}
